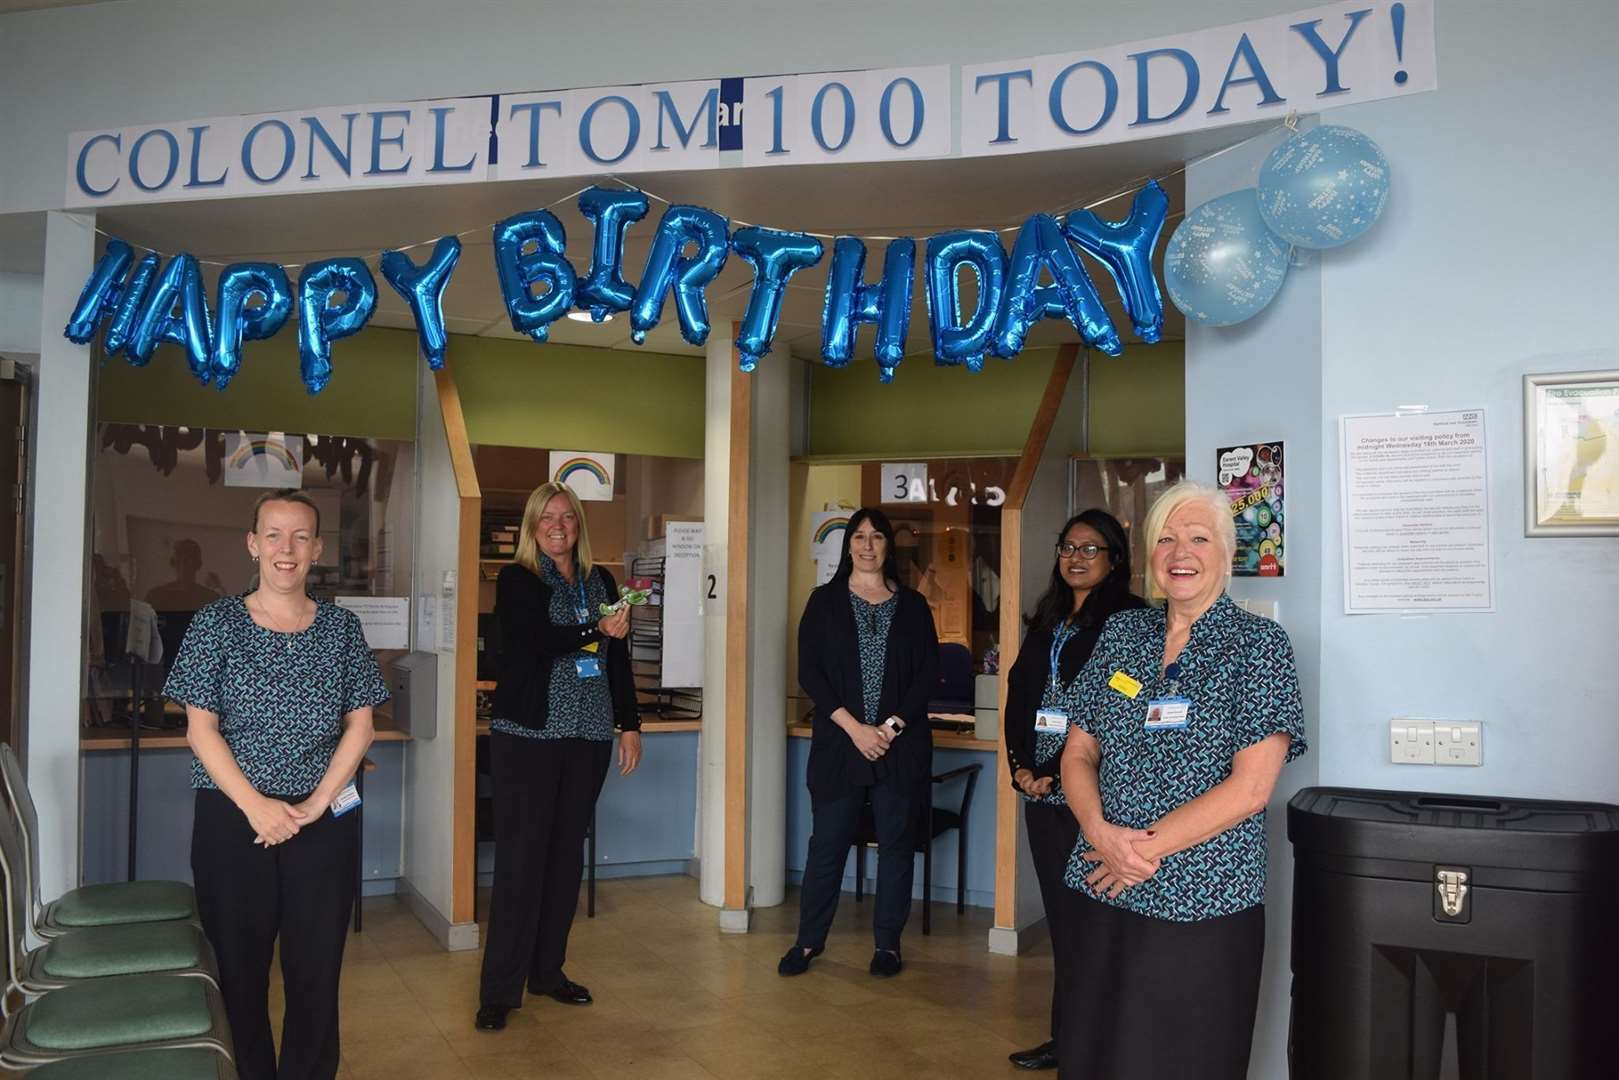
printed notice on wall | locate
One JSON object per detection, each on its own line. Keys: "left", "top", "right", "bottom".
{"left": 1340, "top": 409, "right": 1493, "bottom": 614}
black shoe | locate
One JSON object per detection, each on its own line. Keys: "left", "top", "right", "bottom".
{"left": 869, "top": 948, "right": 903, "bottom": 977}
{"left": 544, "top": 979, "right": 593, "bottom": 1005}
{"left": 474, "top": 1004, "right": 510, "bottom": 1031}
{"left": 777, "top": 944, "right": 822, "bottom": 976}
{"left": 1009, "top": 1039, "right": 1059, "bottom": 1070}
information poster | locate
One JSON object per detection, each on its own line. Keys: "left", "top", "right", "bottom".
{"left": 1218, "top": 442, "right": 1284, "bottom": 576}
{"left": 1340, "top": 409, "right": 1493, "bottom": 614}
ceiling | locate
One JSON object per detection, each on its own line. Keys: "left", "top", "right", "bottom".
{"left": 12, "top": 121, "right": 1273, "bottom": 360}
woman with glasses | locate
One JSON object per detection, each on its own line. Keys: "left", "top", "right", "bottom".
{"left": 1003, "top": 510, "right": 1144, "bottom": 1072}
{"left": 780, "top": 507, "right": 939, "bottom": 979}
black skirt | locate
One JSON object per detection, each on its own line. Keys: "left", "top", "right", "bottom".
{"left": 1056, "top": 894, "right": 1266, "bottom": 1080}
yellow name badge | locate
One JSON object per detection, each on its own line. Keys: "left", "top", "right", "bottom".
{"left": 582, "top": 641, "right": 600, "bottom": 654}
{"left": 1108, "top": 670, "right": 1143, "bottom": 699}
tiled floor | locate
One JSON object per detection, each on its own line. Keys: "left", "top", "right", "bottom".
{"left": 311, "top": 876, "right": 1054, "bottom": 1079}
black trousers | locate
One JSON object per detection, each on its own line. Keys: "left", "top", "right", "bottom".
{"left": 795, "top": 779, "right": 922, "bottom": 952}
{"left": 1025, "top": 800, "right": 1081, "bottom": 1045}
{"left": 1056, "top": 894, "right": 1266, "bottom": 1080}
{"left": 479, "top": 733, "right": 612, "bottom": 1008}
{"left": 191, "top": 787, "right": 358, "bottom": 1080}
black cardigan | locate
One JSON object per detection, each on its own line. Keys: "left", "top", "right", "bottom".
{"left": 797, "top": 582, "right": 939, "bottom": 802}
{"left": 490, "top": 561, "right": 639, "bottom": 733}
{"left": 1004, "top": 593, "right": 1146, "bottom": 787}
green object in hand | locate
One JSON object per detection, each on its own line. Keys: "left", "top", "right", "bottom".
{"left": 598, "top": 585, "right": 652, "bottom": 616}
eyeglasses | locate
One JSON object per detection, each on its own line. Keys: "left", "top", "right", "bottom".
{"left": 1056, "top": 542, "right": 1109, "bottom": 561}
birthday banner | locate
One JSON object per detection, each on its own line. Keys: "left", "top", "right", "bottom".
{"left": 64, "top": 0, "right": 1434, "bottom": 208}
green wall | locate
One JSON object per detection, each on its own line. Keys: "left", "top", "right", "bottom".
{"left": 806, "top": 342, "right": 1184, "bottom": 459}
{"left": 95, "top": 328, "right": 706, "bottom": 457}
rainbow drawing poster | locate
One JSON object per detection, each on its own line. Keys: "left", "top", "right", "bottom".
{"left": 549, "top": 451, "right": 616, "bottom": 501}
{"left": 224, "top": 431, "right": 304, "bottom": 489}
{"left": 810, "top": 510, "right": 851, "bottom": 586}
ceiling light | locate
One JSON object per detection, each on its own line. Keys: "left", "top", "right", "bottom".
{"left": 566, "top": 310, "right": 613, "bottom": 323}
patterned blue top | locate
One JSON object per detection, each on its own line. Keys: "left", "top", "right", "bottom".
{"left": 163, "top": 596, "right": 390, "bottom": 796}
{"left": 491, "top": 556, "right": 615, "bottom": 742}
{"left": 1061, "top": 595, "right": 1306, "bottom": 922}
{"left": 853, "top": 592, "right": 898, "bottom": 724}
{"left": 1027, "top": 680, "right": 1073, "bottom": 808}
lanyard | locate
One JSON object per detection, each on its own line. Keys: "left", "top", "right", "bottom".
{"left": 1048, "top": 621, "right": 1079, "bottom": 691}
{"left": 571, "top": 574, "right": 591, "bottom": 623}
{"left": 1163, "top": 659, "right": 1183, "bottom": 696}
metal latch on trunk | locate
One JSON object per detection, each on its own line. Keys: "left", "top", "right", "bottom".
{"left": 1435, "top": 867, "right": 1469, "bottom": 920}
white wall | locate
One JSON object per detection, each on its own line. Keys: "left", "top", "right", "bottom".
{"left": 1314, "top": 1, "right": 1619, "bottom": 804}
{"left": 402, "top": 364, "right": 467, "bottom": 942}
{"left": 0, "top": 274, "right": 43, "bottom": 355}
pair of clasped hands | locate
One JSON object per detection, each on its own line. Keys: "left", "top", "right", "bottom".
{"left": 1079, "top": 819, "right": 1161, "bottom": 899}
{"left": 245, "top": 791, "right": 335, "bottom": 847}
{"left": 847, "top": 715, "right": 905, "bottom": 761}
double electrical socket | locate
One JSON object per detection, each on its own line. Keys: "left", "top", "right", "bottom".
{"left": 1390, "top": 719, "right": 1482, "bottom": 766}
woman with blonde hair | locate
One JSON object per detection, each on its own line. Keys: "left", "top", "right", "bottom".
{"left": 476, "top": 481, "right": 642, "bottom": 1032}
{"left": 1055, "top": 480, "right": 1306, "bottom": 1078}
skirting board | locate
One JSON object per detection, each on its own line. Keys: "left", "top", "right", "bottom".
{"left": 400, "top": 877, "right": 480, "bottom": 952}
{"left": 987, "top": 917, "right": 1050, "bottom": 957}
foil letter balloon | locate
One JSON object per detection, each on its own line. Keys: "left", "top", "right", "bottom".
{"left": 103, "top": 252, "right": 161, "bottom": 357}
{"left": 924, "top": 231, "right": 1006, "bottom": 372}
{"left": 212, "top": 262, "right": 292, "bottom": 389}
{"left": 64, "top": 239, "right": 133, "bottom": 344}
{"left": 297, "top": 258, "right": 377, "bottom": 394}
{"left": 492, "top": 210, "right": 576, "bottom": 343}
{"left": 380, "top": 236, "right": 461, "bottom": 370}
{"left": 126, "top": 253, "right": 215, "bottom": 383}
{"left": 577, "top": 187, "right": 649, "bottom": 320}
{"left": 993, "top": 213, "right": 1119, "bottom": 358}
{"left": 629, "top": 205, "right": 729, "bottom": 347}
{"left": 731, "top": 227, "right": 823, "bottom": 372}
{"left": 820, "top": 237, "right": 916, "bottom": 382}
{"left": 1064, "top": 180, "right": 1169, "bottom": 342}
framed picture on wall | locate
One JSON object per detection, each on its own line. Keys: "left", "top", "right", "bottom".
{"left": 1523, "top": 370, "right": 1619, "bottom": 536}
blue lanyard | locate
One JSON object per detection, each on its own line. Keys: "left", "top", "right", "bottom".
{"left": 1048, "top": 621, "right": 1079, "bottom": 690}
{"left": 571, "top": 574, "right": 591, "bottom": 623}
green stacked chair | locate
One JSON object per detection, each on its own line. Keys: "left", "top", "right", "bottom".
{"left": 26, "top": 1046, "right": 239, "bottom": 1079}
{"left": 0, "top": 745, "right": 196, "bottom": 939}
{"left": 0, "top": 746, "right": 234, "bottom": 1070}
{"left": 0, "top": 794, "right": 217, "bottom": 994}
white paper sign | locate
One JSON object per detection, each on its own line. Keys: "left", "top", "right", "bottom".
{"left": 810, "top": 511, "right": 851, "bottom": 586}
{"left": 549, "top": 450, "right": 616, "bottom": 501}
{"left": 334, "top": 596, "right": 410, "bottom": 650}
{"left": 1340, "top": 409, "right": 1493, "bottom": 614}
{"left": 224, "top": 431, "right": 304, "bottom": 488}
{"left": 880, "top": 463, "right": 928, "bottom": 503}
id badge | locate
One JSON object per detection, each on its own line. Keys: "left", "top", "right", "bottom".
{"left": 1033, "top": 708, "right": 1069, "bottom": 735}
{"left": 330, "top": 780, "right": 362, "bottom": 817}
{"left": 575, "top": 655, "right": 604, "bottom": 679}
{"left": 1144, "top": 696, "right": 1191, "bottom": 731}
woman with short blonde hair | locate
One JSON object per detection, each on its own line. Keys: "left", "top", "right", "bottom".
{"left": 1054, "top": 479, "right": 1306, "bottom": 1078}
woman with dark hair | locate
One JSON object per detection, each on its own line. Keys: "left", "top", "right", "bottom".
{"left": 780, "top": 507, "right": 939, "bottom": 979}
{"left": 1003, "top": 509, "right": 1144, "bottom": 1072}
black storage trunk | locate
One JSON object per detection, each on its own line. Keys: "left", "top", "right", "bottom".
{"left": 1287, "top": 787, "right": 1619, "bottom": 1080}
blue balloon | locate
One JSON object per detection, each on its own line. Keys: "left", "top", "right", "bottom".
{"left": 64, "top": 239, "right": 133, "bottom": 344}
{"left": 212, "top": 262, "right": 291, "bottom": 390}
{"left": 577, "top": 187, "right": 649, "bottom": 320}
{"left": 1164, "top": 189, "right": 1290, "bottom": 327}
{"left": 1257, "top": 125, "right": 1390, "bottom": 249}
{"left": 821, "top": 237, "right": 915, "bottom": 383}
{"left": 103, "top": 252, "right": 161, "bottom": 358}
{"left": 925, "top": 231, "right": 1006, "bottom": 372}
{"left": 381, "top": 236, "right": 461, "bottom": 370}
{"left": 126, "top": 254, "right": 214, "bottom": 383}
{"left": 730, "top": 227, "right": 822, "bottom": 373}
{"left": 1064, "top": 180, "right": 1170, "bottom": 342}
{"left": 993, "top": 213, "right": 1119, "bottom": 358}
{"left": 630, "top": 205, "right": 729, "bottom": 347}
{"left": 492, "top": 210, "right": 576, "bottom": 343}
{"left": 297, "top": 258, "right": 377, "bottom": 394}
